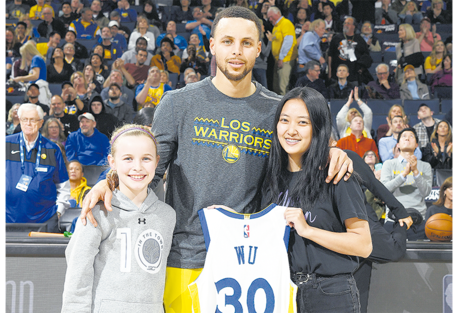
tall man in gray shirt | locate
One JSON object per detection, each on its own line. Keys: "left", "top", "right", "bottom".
{"left": 80, "top": 7, "right": 352, "bottom": 312}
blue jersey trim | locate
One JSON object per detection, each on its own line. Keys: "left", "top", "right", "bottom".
{"left": 283, "top": 225, "right": 290, "bottom": 251}
{"left": 198, "top": 209, "right": 211, "bottom": 252}
{"left": 215, "top": 203, "right": 277, "bottom": 220}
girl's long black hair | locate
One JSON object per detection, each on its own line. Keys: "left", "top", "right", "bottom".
{"left": 262, "top": 87, "right": 332, "bottom": 209}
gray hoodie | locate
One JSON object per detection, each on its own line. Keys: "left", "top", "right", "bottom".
{"left": 62, "top": 188, "right": 176, "bottom": 313}
{"left": 105, "top": 98, "right": 134, "bottom": 124}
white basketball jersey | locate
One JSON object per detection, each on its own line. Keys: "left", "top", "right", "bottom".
{"left": 189, "top": 204, "right": 298, "bottom": 313}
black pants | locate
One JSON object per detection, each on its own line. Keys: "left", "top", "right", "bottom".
{"left": 293, "top": 273, "right": 361, "bottom": 313}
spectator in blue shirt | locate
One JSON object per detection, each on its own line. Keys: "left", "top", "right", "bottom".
{"left": 379, "top": 115, "right": 422, "bottom": 162}
{"left": 185, "top": 6, "right": 213, "bottom": 44}
{"left": 108, "top": 20, "right": 128, "bottom": 52}
{"left": 114, "top": 0, "right": 137, "bottom": 23}
{"left": 11, "top": 40, "right": 47, "bottom": 84}
{"left": 95, "top": 26, "right": 123, "bottom": 61}
{"left": 65, "top": 113, "right": 111, "bottom": 166}
{"left": 6, "top": 103, "right": 70, "bottom": 232}
{"left": 297, "top": 19, "right": 327, "bottom": 75}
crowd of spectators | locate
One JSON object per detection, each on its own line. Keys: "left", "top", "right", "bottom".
{"left": 5, "top": 0, "right": 452, "bottom": 236}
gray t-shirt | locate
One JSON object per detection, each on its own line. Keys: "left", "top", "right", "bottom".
{"left": 152, "top": 77, "right": 281, "bottom": 268}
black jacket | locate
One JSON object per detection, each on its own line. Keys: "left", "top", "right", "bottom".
{"left": 345, "top": 150, "right": 408, "bottom": 263}
{"left": 90, "top": 95, "right": 120, "bottom": 139}
{"left": 38, "top": 18, "right": 67, "bottom": 38}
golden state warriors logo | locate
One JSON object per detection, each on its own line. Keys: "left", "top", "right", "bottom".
{"left": 135, "top": 229, "right": 164, "bottom": 274}
{"left": 222, "top": 144, "right": 240, "bottom": 163}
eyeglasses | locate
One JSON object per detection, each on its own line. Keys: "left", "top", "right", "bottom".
{"left": 20, "top": 118, "right": 41, "bottom": 124}
{"left": 364, "top": 153, "right": 376, "bottom": 157}
{"left": 377, "top": 72, "right": 388, "bottom": 76}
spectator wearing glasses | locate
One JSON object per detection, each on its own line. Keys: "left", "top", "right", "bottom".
{"left": 294, "top": 60, "right": 328, "bottom": 99}
{"left": 6, "top": 103, "right": 70, "bottom": 232}
{"left": 365, "top": 63, "right": 401, "bottom": 100}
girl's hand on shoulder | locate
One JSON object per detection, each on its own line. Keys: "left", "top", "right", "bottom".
{"left": 284, "top": 207, "right": 309, "bottom": 237}
{"left": 327, "top": 148, "right": 353, "bottom": 184}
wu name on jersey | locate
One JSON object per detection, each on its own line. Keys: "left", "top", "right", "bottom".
{"left": 189, "top": 204, "right": 297, "bottom": 313}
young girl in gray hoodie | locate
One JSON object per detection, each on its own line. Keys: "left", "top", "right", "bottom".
{"left": 62, "top": 124, "right": 176, "bottom": 313}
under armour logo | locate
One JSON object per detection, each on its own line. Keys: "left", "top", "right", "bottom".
{"left": 138, "top": 218, "right": 146, "bottom": 224}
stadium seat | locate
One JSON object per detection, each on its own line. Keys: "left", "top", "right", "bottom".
{"left": 440, "top": 99, "right": 452, "bottom": 114}
{"left": 122, "top": 21, "right": 136, "bottom": 32}
{"left": 76, "top": 39, "right": 97, "bottom": 54}
{"left": 6, "top": 19, "right": 17, "bottom": 27}
{"left": 370, "top": 52, "right": 383, "bottom": 63}
{"left": 436, "top": 24, "right": 452, "bottom": 33}
{"left": 383, "top": 51, "right": 396, "bottom": 64}
{"left": 328, "top": 99, "right": 346, "bottom": 116}
{"left": 176, "top": 22, "right": 187, "bottom": 33}
{"left": 366, "top": 99, "right": 401, "bottom": 115}
{"left": 168, "top": 72, "right": 178, "bottom": 88}
{"left": 368, "top": 62, "right": 381, "bottom": 77}
{"left": 82, "top": 165, "right": 108, "bottom": 187}
{"left": 60, "top": 208, "right": 81, "bottom": 232}
{"left": 440, "top": 32, "right": 452, "bottom": 43}
{"left": 6, "top": 95, "right": 26, "bottom": 105}
{"left": 435, "top": 169, "right": 452, "bottom": 186}
{"left": 49, "top": 84, "right": 62, "bottom": 96}
{"left": 408, "top": 114, "right": 419, "bottom": 126}
{"left": 403, "top": 99, "right": 439, "bottom": 115}
{"left": 180, "top": 32, "right": 191, "bottom": 42}
{"left": 434, "top": 86, "right": 452, "bottom": 99}
{"left": 31, "top": 19, "right": 42, "bottom": 28}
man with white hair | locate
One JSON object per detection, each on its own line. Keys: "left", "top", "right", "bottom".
{"left": 6, "top": 103, "right": 70, "bottom": 233}
{"left": 365, "top": 63, "right": 400, "bottom": 100}
{"left": 267, "top": 6, "right": 297, "bottom": 95}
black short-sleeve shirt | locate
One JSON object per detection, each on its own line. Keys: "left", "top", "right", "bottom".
{"left": 285, "top": 171, "right": 368, "bottom": 276}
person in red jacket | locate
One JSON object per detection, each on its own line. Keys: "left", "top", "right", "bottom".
{"left": 336, "top": 115, "right": 379, "bottom": 158}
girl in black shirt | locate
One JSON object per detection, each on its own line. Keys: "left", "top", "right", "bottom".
{"left": 262, "top": 87, "right": 372, "bottom": 313}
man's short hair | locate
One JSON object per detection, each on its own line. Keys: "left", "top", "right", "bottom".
{"left": 61, "top": 1, "right": 71, "bottom": 9}
{"left": 309, "top": 19, "right": 325, "bottom": 32}
{"left": 148, "top": 66, "right": 160, "bottom": 74}
{"left": 66, "top": 30, "right": 77, "bottom": 38}
{"left": 136, "top": 48, "right": 148, "bottom": 55}
{"left": 337, "top": 64, "right": 349, "bottom": 72}
{"left": 68, "top": 160, "right": 84, "bottom": 172}
{"left": 212, "top": 6, "right": 262, "bottom": 41}
{"left": 306, "top": 60, "right": 320, "bottom": 71}
{"left": 391, "top": 115, "right": 404, "bottom": 122}
{"left": 136, "top": 37, "right": 148, "bottom": 45}
{"left": 81, "top": 7, "right": 92, "bottom": 15}
{"left": 397, "top": 127, "right": 419, "bottom": 145}
{"left": 49, "top": 31, "right": 59, "bottom": 39}
{"left": 18, "top": 103, "right": 44, "bottom": 120}
{"left": 322, "top": 2, "right": 334, "bottom": 9}
{"left": 110, "top": 10, "right": 120, "bottom": 18}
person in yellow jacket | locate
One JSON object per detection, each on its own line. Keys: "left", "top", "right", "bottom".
{"left": 267, "top": 6, "right": 297, "bottom": 95}
{"left": 150, "top": 37, "right": 182, "bottom": 75}
{"left": 68, "top": 161, "right": 91, "bottom": 207}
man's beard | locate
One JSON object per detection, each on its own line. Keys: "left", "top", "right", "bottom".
{"left": 109, "top": 95, "right": 120, "bottom": 101}
{"left": 217, "top": 57, "right": 253, "bottom": 82}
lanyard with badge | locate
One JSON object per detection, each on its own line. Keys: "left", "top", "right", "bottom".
{"left": 16, "top": 134, "right": 44, "bottom": 192}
